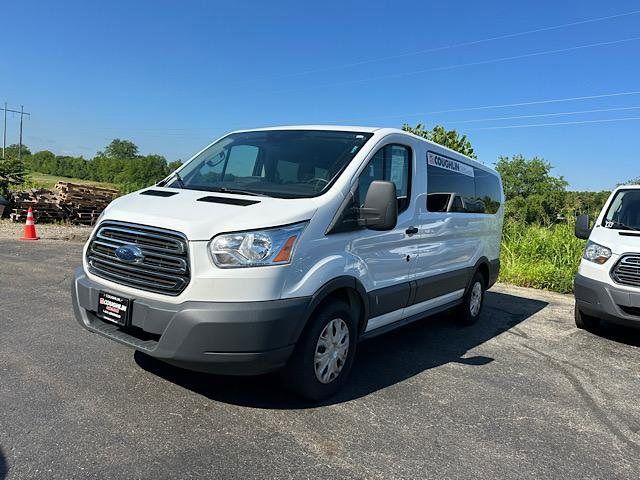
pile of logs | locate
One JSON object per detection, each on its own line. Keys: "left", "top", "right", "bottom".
{"left": 7, "top": 182, "right": 119, "bottom": 225}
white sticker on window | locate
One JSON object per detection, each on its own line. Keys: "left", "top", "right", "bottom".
{"left": 427, "top": 152, "right": 474, "bottom": 178}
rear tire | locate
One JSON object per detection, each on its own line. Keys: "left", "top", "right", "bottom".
{"left": 575, "top": 304, "right": 600, "bottom": 332}
{"left": 282, "top": 300, "right": 358, "bottom": 401}
{"left": 456, "top": 272, "right": 486, "bottom": 326}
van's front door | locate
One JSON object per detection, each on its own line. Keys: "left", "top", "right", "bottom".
{"left": 348, "top": 141, "right": 417, "bottom": 331}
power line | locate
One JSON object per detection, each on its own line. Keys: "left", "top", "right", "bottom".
{"left": 339, "top": 89, "right": 640, "bottom": 122}
{"left": 260, "top": 9, "right": 640, "bottom": 80}
{"left": 452, "top": 105, "right": 640, "bottom": 124}
{"left": 272, "top": 36, "right": 640, "bottom": 94}
{"left": 1, "top": 104, "right": 31, "bottom": 159}
{"left": 470, "top": 116, "right": 640, "bottom": 130}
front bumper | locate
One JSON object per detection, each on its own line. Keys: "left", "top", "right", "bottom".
{"left": 574, "top": 273, "right": 640, "bottom": 328}
{"left": 72, "top": 267, "right": 311, "bottom": 374}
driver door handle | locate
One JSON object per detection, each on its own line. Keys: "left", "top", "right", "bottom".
{"left": 405, "top": 226, "right": 418, "bottom": 235}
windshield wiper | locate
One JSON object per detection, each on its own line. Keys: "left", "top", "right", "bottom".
{"left": 606, "top": 220, "right": 640, "bottom": 231}
{"left": 158, "top": 171, "right": 185, "bottom": 188}
{"left": 208, "top": 187, "right": 269, "bottom": 197}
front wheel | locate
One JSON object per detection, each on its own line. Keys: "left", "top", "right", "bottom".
{"left": 282, "top": 301, "right": 358, "bottom": 401}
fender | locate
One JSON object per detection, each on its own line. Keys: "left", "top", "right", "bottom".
{"left": 467, "top": 256, "right": 491, "bottom": 294}
{"left": 303, "top": 276, "right": 370, "bottom": 333}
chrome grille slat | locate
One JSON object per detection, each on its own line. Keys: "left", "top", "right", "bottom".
{"left": 89, "top": 243, "right": 188, "bottom": 274}
{"left": 87, "top": 221, "right": 190, "bottom": 296}
{"left": 611, "top": 254, "right": 640, "bottom": 288}
{"left": 96, "top": 229, "right": 185, "bottom": 254}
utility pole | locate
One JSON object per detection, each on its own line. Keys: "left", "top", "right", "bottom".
{"left": 2, "top": 102, "right": 6, "bottom": 159}
{"left": 19, "top": 105, "right": 24, "bottom": 161}
{"left": 0, "top": 103, "right": 31, "bottom": 159}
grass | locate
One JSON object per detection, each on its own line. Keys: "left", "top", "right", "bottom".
{"left": 499, "top": 220, "right": 586, "bottom": 294}
{"left": 18, "top": 172, "right": 120, "bottom": 191}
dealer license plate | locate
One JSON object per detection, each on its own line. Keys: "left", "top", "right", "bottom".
{"left": 97, "top": 291, "right": 131, "bottom": 326}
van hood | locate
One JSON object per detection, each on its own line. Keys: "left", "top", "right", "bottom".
{"left": 590, "top": 225, "right": 640, "bottom": 255}
{"left": 100, "top": 188, "right": 318, "bottom": 241}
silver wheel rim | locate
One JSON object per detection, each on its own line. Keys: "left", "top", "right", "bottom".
{"left": 314, "top": 318, "right": 350, "bottom": 384}
{"left": 470, "top": 282, "right": 483, "bottom": 317}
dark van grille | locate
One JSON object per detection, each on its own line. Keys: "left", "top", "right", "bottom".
{"left": 87, "top": 221, "right": 190, "bottom": 295}
{"left": 611, "top": 255, "right": 640, "bottom": 288}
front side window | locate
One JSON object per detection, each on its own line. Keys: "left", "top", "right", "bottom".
{"left": 328, "top": 144, "right": 411, "bottom": 234}
{"left": 169, "top": 130, "right": 373, "bottom": 198}
{"left": 603, "top": 189, "right": 640, "bottom": 230}
{"left": 356, "top": 144, "right": 411, "bottom": 211}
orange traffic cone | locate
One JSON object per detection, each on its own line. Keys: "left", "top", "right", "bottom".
{"left": 21, "top": 207, "right": 40, "bottom": 241}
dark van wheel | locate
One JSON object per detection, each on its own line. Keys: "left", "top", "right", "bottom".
{"left": 456, "top": 272, "right": 485, "bottom": 325}
{"left": 282, "top": 300, "right": 357, "bottom": 401}
{"left": 574, "top": 304, "right": 600, "bottom": 332}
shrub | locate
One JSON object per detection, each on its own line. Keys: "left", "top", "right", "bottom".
{"left": 499, "top": 220, "right": 586, "bottom": 293}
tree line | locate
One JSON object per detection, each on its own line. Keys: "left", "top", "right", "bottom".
{"left": 0, "top": 139, "right": 181, "bottom": 195}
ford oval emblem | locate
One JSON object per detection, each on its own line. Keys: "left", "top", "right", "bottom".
{"left": 114, "top": 245, "right": 145, "bottom": 264}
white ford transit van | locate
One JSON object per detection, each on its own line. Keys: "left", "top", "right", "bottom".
{"left": 72, "top": 126, "right": 504, "bottom": 400}
{"left": 574, "top": 185, "right": 640, "bottom": 331}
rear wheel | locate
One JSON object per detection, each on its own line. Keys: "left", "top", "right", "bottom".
{"left": 456, "top": 272, "right": 486, "bottom": 325}
{"left": 575, "top": 304, "right": 601, "bottom": 332}
{"left": 282, "top": 300, "right": 357, "bottom": 401}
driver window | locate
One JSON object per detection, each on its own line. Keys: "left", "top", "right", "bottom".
{"left": 356, "top": 144, "right": 411, "bottom": 212}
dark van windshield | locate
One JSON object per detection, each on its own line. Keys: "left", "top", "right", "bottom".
{"left": 603, "top": 189, "right": 640, "bottom": 231}
{"left": 168, "top": 130, "right": 373, "bottom": 198}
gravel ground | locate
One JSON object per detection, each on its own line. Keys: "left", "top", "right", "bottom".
{"left": 1, "top": 240, "right": 639, "bottom": 479}
{"left": 0, "top": 219, "right": 93, "bottom": 242}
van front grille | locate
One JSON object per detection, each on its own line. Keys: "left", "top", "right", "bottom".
{"left": 611, "top": 255, "right": 640, "bottom": 288}
{"left": 86, "top": 221, "right": 190, "bottom": 296}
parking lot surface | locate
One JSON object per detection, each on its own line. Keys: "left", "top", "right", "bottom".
{"left": 1, "top": 239, "right": 639, "bottom": 479}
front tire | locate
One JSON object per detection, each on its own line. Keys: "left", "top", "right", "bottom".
{"left": 575, "top": 304, "right": 600, "bottom": 332}
{"left": 282, "top": 300, "right": 357, "bottom": 401}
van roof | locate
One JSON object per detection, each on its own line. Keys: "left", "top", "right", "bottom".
{"left": 231, "top": 125, "right": 495, "bottom": 174}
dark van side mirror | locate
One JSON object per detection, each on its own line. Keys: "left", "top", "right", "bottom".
{"left": 359, "top": 181, "right": 398, "bottom": 231}
{"left": 575, "top": 214, "right": 592, "bottom": 240}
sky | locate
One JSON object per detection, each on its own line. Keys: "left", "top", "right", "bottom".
{"left": 2, "top": 0, "right": 639, "bottom": 191}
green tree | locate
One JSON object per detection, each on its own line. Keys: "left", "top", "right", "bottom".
{"left": 496, "top": 154, "right": 568, "bottom": 225}
{"left": 3, "top": 144, "right": 31, "bottom": 160}
{"left": 0, "top": 157, "right": 25, "bottom": 196}
{"left": 402, "top": 123, "right": 476, "bottom": 158}
{"left": 99, "top": 139, "right": 139, "bottom": 159}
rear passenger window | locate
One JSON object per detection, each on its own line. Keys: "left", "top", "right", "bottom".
{"left": 474, "top": 168, "right": 502, "bottom": 214}
{"left": 426, "top": 151, "right": 502, "bottom": 214}
{"left": 356, "top": 144, "right": 411, "bottom": 212}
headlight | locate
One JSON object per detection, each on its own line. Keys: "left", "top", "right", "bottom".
{"left": 209, "top": 222, "right": 307, "bottom": 268}
{"left": 583, "top": 241, "right": 612, "bottom": 264}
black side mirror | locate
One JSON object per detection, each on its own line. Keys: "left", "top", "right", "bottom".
{"left": 359, "top": 181, "right": 398, "bottom": 231}
{"left": 575, "top": 214, "right": 592, "bottom": 240}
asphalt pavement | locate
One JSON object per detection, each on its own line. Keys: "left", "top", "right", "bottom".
{"left": 1, "top": 239, "right": 639, "bottom": 479}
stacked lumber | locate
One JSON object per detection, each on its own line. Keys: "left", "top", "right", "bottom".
{"left": 8, "top": 189, "right": 66, "bottom": 223}
{"left": 8, "top": 182, "right": 119, "bottom": 225}
{"left": 54, "top": 182, "right": 119, "bottom": 225}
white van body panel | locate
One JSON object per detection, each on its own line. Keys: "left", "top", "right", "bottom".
{"left": 74, "top": 125, "right": 505, "bottom": 378}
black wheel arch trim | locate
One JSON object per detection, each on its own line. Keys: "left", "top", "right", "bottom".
{"left": 305, "top": 275, "right": 370, "bottom": 334}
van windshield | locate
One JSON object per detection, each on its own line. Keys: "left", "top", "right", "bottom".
{"left": 167, "top": 130, "right": 373, "bottom": 198}
{"left": 602, "top": 189, "right": 640, "bottom": 231}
